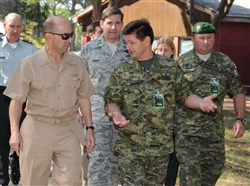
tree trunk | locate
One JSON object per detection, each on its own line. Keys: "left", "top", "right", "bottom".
{"left": 91, "top": 0, "right": 102, "bottom": 21}
{"left": 185, "top": 0, "right": 197, "bottom": 26}
{"left": 108, "top": 0, "right": 120, "bottom": 8}
{"left": 167, "top": 0, "right": 235, "bottom": 35}
{"left": 212, "top": 0, "right": 235, "bottom": 29}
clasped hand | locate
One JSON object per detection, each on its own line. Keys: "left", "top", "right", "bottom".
{"left": 199, "top": 94, "right": 218, "bottom": 112}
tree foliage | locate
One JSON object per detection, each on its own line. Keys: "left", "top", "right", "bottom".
{"left": 0, "top": 0, "right": 19, "bottom": 20}
{"left": 19, "top": 0, "right": 49, "bottom": 37}
{"left": 43, "top": 0, "right": 90, "bottom": 16}
{"left": 42, "top": 0, "right": 92, "bottom": 50}
{"left": 0, "top": 0, "right": 235, "bottom": 49}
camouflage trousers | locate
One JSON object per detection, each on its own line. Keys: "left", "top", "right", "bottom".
{"left": 175, "top": 135, "right": 225, "bottom": 186}
{"left": 118, "top": 154, "right": 169, "bottom": 186}
{"left": 88, "top": 123, "right": 118, "bottom": 186}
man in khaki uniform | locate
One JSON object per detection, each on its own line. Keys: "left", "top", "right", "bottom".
{"left": 4, "top": 16, "right": 95, "bottom": 185}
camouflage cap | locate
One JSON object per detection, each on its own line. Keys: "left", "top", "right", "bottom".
{"left": 192, "top": 22, "right": 216, "bottom": 34}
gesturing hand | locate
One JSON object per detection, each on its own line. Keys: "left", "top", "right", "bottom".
{"left": 108, "top": 112, "right": 130, "bottom": 128}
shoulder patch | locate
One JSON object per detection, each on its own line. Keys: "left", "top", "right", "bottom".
{"left": 21, "top": 38, "right": 33, "bottom": 45}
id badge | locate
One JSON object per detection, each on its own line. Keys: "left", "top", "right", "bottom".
{"left": 153, "top": 90, "right": 165, "bottom": 109}
{"left": 210, "top": 78, "right": 220, "bottom": 95}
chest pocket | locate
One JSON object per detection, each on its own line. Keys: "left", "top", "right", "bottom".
{"left": 65, "top": 79, "right": 80, "bottom": 105}
{"left": 180, "top": 63, "right": 201, "bottom": 82}
{"left": 32, "top": 81, "right": 54, "bottom": 104}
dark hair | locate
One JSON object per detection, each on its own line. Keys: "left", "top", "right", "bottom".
{"left": 122, "top": 19, "right": 154, "bottom": 44}
{"left": 101, "top": 7, "right": 124, "bottom": 22}
{"left": 87, "top": 21, "right": 100, "bottom": 34}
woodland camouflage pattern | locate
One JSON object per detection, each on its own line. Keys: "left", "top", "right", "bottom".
{"left": 118, "top": 154, "right": 169, "bottom": 186}
{"left": 175, "top": 49, "right": 245, "bottom": 186}
{"left": 176, "top": 50, "right": 245, "bottom": 138}
{"left": 105, "top": 54, "right": 189, "bottom": 158}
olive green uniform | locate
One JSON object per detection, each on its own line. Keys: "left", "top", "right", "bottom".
{"left": 105, "top": 54, "right": 189, "bottom": 185}
{"left": 175, "top": 50, "right": 245, "bottom": 186}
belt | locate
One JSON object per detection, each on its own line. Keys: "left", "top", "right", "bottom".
{"left": 32, "top": 114, "right": 75, "bottom": 124}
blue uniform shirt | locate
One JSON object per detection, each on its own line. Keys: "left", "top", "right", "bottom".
{"left": 0, "top": 36, "right": 37, "bottom": 86}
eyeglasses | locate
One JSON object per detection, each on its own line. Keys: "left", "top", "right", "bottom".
{"left": 45, "top": 31, "right": 73, "bottom": 40}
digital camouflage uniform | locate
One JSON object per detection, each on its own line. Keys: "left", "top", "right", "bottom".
{"left": 80, "top": 35, "right": 130, "bottom": 186}
{"left": 105, "top": 54, "right": 189, "bottom": 186}
{"left": 175, "top": 50, "right": 245, "bottom": 186}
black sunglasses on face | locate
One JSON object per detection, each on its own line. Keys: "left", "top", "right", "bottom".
{"left": 45, "top": 31, "right": 73, "bottom": 40}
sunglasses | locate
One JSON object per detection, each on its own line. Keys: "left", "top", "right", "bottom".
{"left": 45, "top": 32, "right": 73, "bottom": 40}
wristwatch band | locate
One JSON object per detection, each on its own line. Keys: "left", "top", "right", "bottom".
{"left": 86, "top": 126, "right": 94, "bottom": 130}
{"left": 235, "top": 118, "right": 247, "bottom": 126}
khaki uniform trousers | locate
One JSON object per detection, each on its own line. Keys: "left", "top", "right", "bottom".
{"left": 81, "top": 146, "right": 89, "bottom": 186}
{"left": 20, "top": 115, "right": 82, "bottom": 186}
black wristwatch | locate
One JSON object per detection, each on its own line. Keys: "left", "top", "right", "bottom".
{"left": 86, "top": 126, "right": 94, "bottom": 130}
{"left": 235, "top": 118, "right": 247, "bottom": 126}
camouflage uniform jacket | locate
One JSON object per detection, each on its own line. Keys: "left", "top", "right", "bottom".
{"left": 105, "top": 54, "right": 189, "bottom": 157}
{"left": 80, "top": 35, "right": 130, "bottom": 125}
{"left": 176, "top": 49, "right": 245, "bottom": 139}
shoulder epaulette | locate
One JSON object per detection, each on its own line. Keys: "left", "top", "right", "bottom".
{"left": 21, "top": 38, "right": 33, "bottom": 45}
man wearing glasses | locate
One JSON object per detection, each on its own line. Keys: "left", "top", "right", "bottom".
{"left": 4, "top": 16, "right": 95, "bottom": 185}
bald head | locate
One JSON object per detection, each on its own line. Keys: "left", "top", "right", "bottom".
{"left": 4, "top": 13, "right": 23, "bottom": 43}
{"left": 43, "top": 16, "right": 71, "bottom": 34}
{"left": 4, "top": 13, "right": 22, "bottom": 23}
{"left": 43, "top": 16, "right": 73, "bottom": 54}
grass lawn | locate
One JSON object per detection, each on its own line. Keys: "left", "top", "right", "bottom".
{"left": 215, "top": 109, "right": 250, "bottom": 186}
{"left": 173, "top": 98, "right": 250, "bottom": 186}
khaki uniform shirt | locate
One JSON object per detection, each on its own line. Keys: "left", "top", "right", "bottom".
{"left": 4, "top": 46, "right": 94, "bottom": 118}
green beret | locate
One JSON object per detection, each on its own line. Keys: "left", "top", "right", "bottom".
{"left": 192, "top": 22, "right": 216, "bottom": 34}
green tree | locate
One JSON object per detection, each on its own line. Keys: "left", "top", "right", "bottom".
{"left": 19, "top": 0, "right": 49, "bottom": 37}
{"left": 43, "top": 0, "right": 91, "bottom": 50}
{"left": 0, "top": 0, "right": 20, "bottom": 20}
